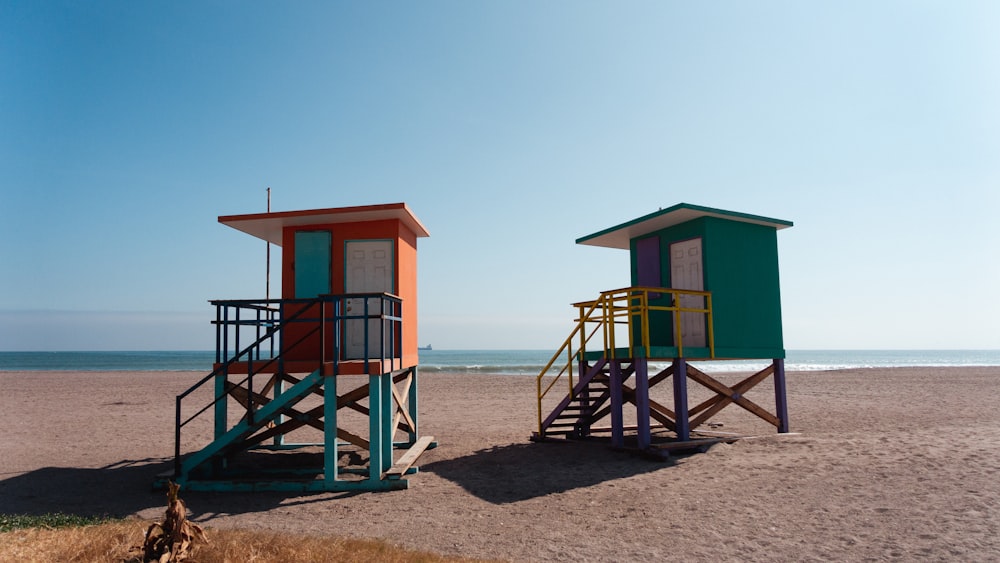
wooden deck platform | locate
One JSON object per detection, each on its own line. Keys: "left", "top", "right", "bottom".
{"left": 215, "top": 358, "right": 409, "bottom": 376}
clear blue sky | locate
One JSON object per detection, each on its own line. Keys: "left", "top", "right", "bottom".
{"left": 2, "top": 1, "right": 998, "bottom": 351}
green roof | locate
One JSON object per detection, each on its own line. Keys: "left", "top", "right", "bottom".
{"left": 576, "top": 203, "right": 793, "bottom": 249}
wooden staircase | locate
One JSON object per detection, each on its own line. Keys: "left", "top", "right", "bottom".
{"left": 161, "top": 293, "right": 435, "bottom": 493}
{"left": 179, "top": 368, "right": 325, "bottom": 481}
{"left": 533, "top": 359, "right": 633, "bottom": 441}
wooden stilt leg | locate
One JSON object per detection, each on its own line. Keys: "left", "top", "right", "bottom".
{"left": 635, "top": 358, "right": 651, "bottom": 449}
{"left": 407, "top": 367, "right": 419, "bottom": 443}
{"left": 274, "top": 375, "right": 285, "bottom": 446}
{"left": 578, "top": 357, "right": 591, "bottom": 437}
{"left": 773, "top": 358, "right": 789, "bottom": 433}
{"left": 610, "top": 361, "right": 624, "bottom": 448}
{"left": 323, "top": 374, "right": 338, "bottom": 486}
{"left": 368, "top": 373, "right": 382, "bottom": 481}
{"left": 214, "top": 370, "right": 227, "bottom": 440}
{"left": 381, "top": 373, "right": 392, "bottom": 467}
{"left": 212, "top": 369, "right": 228, "bottom": 477}
{"left": 673, "top": 358, "right": 690, "bottom": 441}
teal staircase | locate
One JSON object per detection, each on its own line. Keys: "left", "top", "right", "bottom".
{"left": 176, "top": 368, "right": 324, "bottom": 482}
{"left": 162, "top": 293, "right": 435, "bottom": 493}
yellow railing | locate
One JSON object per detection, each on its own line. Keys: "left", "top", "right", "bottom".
{"left": 535, "top": 286, "right": 714, "bottom": 436}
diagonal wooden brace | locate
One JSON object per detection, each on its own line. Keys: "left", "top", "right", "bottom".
{"left": 390, "top": 372, "right": 415, "bottom": 438}
{"left": 589, "top": 378, "right": 678, "bottom": 432}
{"left": 686, "top": 364, "right": 780, "bottom": 429}
{"left": 226, "top": 382, "right": 318, "bottom": 430}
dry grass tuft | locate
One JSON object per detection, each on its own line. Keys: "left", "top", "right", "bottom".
{"left": 0, "top": 521, "right": 144, "bottom": 562}
{"left": 141, "top": 482, "right": 207, "bottom": 562}
{"left": 0, "top": 521, "right": 494, "bottom": 563}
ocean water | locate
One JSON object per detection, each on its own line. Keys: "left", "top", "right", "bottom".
{"left": 0, "top": 350, "right": 217, "bottom": 372}
{"left": 418, "top": 349, "right": 1000, "bottom": 375}
{"left": 1, "top": 349, "right": 999, "bottom": 374}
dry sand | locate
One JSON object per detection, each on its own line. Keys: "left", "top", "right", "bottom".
{"left": 2, "top": 367, "right": 999, "bottom": 561}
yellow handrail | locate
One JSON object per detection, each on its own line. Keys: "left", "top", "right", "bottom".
{"left": 535, "top": 286, "right": 714, "bottom": 437}
{"left": 535, "top": 297, "right": 605, "bottom": 433}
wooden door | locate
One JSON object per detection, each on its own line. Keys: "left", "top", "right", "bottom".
{"left": 294, "top": 231, "right": 332, "bottom": 298}
{"left": 670, "top": 238, "right": 706, "bottom": 348}
{"left": 345, "top": 240, "right": 394, "bottom": 359}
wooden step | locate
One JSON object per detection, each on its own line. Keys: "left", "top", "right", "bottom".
{"left": 385, "top": 436, "right": 435, "bottom": 478}
{"left": 531, "top": 431, "right": 572, "bottom": 442}
{"left": 547, "top": 420, "right": 579, "bottom": 427}
{"left": 552, "top": 414, "right": 590, "bottom": 424}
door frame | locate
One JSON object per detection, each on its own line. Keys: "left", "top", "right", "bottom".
{"left": 293, "top": 230, "right": 333, "bottom": 298}
{"left": 343, "top": 239, "right": 396, "bottom": 359}
{"left": 668, "top": 236, "right": 706, "bottom": 348}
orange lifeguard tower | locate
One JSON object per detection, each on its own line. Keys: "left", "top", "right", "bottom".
{"left": 164, "top": 203, "right": 435, "bottom": 492}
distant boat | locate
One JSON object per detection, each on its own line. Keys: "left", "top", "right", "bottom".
{"left": 418, "top": 344, "right": 433, "bottom": 351}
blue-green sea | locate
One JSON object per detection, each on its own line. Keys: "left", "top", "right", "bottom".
{"left": 1, "top": 349, "right": 999, "bottom": 374}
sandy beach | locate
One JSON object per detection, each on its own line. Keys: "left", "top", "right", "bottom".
{"left": 2, "top": 367, "right": 999, "bottom": 561}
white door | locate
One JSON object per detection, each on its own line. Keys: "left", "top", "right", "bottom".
{"left": 670, "top": 238, "right": 706, "bottom": 348}
{"left": 345, "top": 240, "right": 394, "bottom": 359}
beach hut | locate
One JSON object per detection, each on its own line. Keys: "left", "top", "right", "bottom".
{"left": 162, "top": 202, "right": 435, "bottom": 492}
{"left": 534, "top": 203, "right": 793, "bottom": 454}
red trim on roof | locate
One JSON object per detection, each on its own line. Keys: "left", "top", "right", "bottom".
{"left": 219, "top": 202, "right": 430, "bottom": 245}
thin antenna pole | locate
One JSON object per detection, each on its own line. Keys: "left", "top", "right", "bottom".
{"left": 266, "top": 187, "right": 271, "bottom": 302}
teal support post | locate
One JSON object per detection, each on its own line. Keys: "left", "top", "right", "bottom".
{"left": 211, "top": 370, "right": 228, "bottom": 477}
{"left": 407, "top": 368, "right": 419, "bottom": 444}
{"left": 368, "top": 373, "right": 383, "bottom": 482}
{"left": 381, "top": 372, "right": 392, "bottom": 466}
{"left": 323, "top": 374, "right": 338, "bottom": 486}
{"left": 214, "top": 370, "right": 228, "bottom": 440}
{"left": 274, "top": 376, "right": 285, "bottom": 447}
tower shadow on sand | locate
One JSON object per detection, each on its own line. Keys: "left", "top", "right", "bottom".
{"left": 0, "top": 457, "right": 359, "bottom": 522}
{"left": 422, "top": 439, "right": 682, "bottom": 504}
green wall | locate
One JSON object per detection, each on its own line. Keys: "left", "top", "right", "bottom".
{"left": 629, "top": 217, "right": 785, "bottom": 359}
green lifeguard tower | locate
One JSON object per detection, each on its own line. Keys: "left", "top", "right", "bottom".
{"left": 534, "top": 203, "right": 793, "bottom": 453}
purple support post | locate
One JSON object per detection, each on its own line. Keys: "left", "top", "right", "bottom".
{"left": 635, "top": 358, "right": 651, "bottom": 449}
{"left": 610, "top": 360, "right": 624, "bottom": 448}
{"left": 773, "top": 358, "right": 790, "bottom": 433}
{"left": 672, "top": 358, "right": 690, "bottom": 441}
{"left": 578, "top": 358, "right": 591, "bottom": 438}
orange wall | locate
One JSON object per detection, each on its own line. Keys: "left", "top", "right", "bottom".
{"left": 397, "top": 224, "right": 419, "bottom": 361}
{"left": 280, "top": 218, "right": 420, "bottom": 364}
